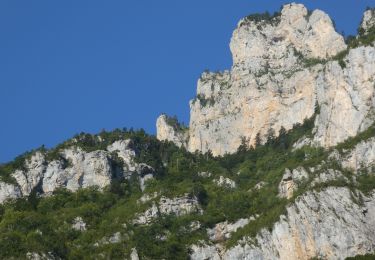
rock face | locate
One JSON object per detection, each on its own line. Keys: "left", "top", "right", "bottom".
{"left": 156, "top": 114, "right": 188, "bottom": 148}
{"left": 192, "top": 187, "right": 375, "bottom": 260}
{"left": 12, "top": 152, "right": 46, "bottom": 196}
{"left": 0, "top": 139, "right": 154, "bottom": 203}
{"left": 11, "top": 148, "right": 114, "bottom": 196}
{"left": 278, "top": 167, "right": 309, "bottom": 199}
{"left": 72, "top": 217, "right": 87, "bottom": 231}
{"left": 107, "top": 139, "right": 137, "bottom": 173}
{"left": 134, "top": 194, "right": 203, "bottom": 225}
{"left": 341, "top": 137, "right": 375, "bottom": 172}
{"left": 134, "top": 203, "right": 159, "bottom": 225}
{"left": 190, "top": 244, "right": 222, "bottom": 260}
{"left": 0, "top": 182, "right": 21, "bottom": 204}
{"left": 207, "top": 217, "right": 256, "bottom": 242}
{"left": 130, "top": 248, "right": 139, "bottom": 260}
{"left": 313, "top": 46, "right": 375, "bottom": 148}
{"left": 156, "top": 3, "right": 375, "bottom": 155}
{"left": 311, "top": 169, "right": 348, "bottom": 186}
{"left": 213, "top": 176, "right": 236, "bottom": 189}
{"left": 361, "top": 8, "right": 375, "bottom": 34}
{"left": 26, "top": 252, "right": 54, "bottom": 260}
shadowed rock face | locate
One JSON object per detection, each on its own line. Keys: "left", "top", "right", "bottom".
{"left": 157, "top": 3, "right": 375, "bottom": 156}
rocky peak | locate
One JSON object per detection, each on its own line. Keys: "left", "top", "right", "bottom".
{"left": 156, "top": 114, "right": 188, "bottom": 148}
{"left": 230, "top": 3, "right": 346, "bottom": 73}
{"left": 360, "top": 8, "right": 375, "bottom": 35}
{"left": 157, "top": 3, "right": 375, "bottom": 156}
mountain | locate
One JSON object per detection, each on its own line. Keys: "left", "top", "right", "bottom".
{"left": 157, "top": 3, "right": 375, "bottom": 156}
{"left": 0, "top": 3, "right": 375, "bottom": 260}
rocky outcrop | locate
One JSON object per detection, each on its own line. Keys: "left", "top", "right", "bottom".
{"left": 360, "top": 8, "right": 375, "bottom": 35}
{"left": 341, "top": 137, "right": 375, "bottom": 172}
{"left": 12, "top": 152, "right": 46, "bottom": 196}
{"left": 253, "top": 181, "right": 267, "bottom": 190}
{"left": 10, "top": 148, "right": 114, "bottom": 196}
{"left": 158, "top": 195, "right": 203, "bottom": 216}
{"left": 156, "top": 114, "right": 188, "bottom": 148}
{"left": 107, "top": 139, "right": 137, "bottom": 173}
{"left": 311, "top": 169, "right": 349, "bottom": 186}
{"left": 191, "top": 187, "right": 375, "bottom": 260}
{"left": 230, "top": 3, "right": 345, "bottom": 68}
{"left": 130, "top": 248, "right": 139, "bottom": 260}
{"left": 72, "top": 217, "right": 87, "bottom": 231}
{"left": 0, "top": 182, "right": 21, "bottom": 204}
{"left": 26, "top": 252, "right": 54, "bottom": 260}
{"left": 138, "top": 191, "right": 159, "bottom": 204}
{"left": 190, "top": 243, "right": 222, "bottom": 260}
{"left": 213, "top": 176, "right": 236, "bottom": 189}
{"left": 39, "top": 148, "right": 111, "bottom": 193}
{"left": 313, "top": 46, "right": 375, "bottom": 148}
{"left": 156, "top": 3, "right": 375, "bottom": 155}
{"left": 278, "top": 167, "right": 308, "bottom": 199}
{"left": 134, "top": 194, "right": 203, "bottom": 225}
{"left": 207, "top": 217, "right": 257, "bottom": 242}
{"left": 95, "top": 232, "right": 122, "bottom": 246}
{"left": 198, "top": 171, "right": 212, "bottom": 178}
{"left": 133, "top": 203, "right": 159, "bottom": 225}
{"left": 0, "top": 139, "right": 155, "bottom": 203}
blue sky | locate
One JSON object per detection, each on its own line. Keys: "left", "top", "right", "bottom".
{"left": 0, "top": 0, "right": 373, "bottom": 163}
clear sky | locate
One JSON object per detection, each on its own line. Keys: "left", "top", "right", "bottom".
{"left": 1, "top": 0, "right": 374, "bottom": 163}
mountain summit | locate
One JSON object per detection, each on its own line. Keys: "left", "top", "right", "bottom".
{"left": 157, "top": 3, "right": 375, "bottom": 156}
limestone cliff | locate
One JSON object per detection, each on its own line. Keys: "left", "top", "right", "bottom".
{"left": 0, "top": 139, "right": 155, "bottom": 203}
{"left": 157, "top": 3, "right": 375, "bottom": 156}
{"left": 156, "top": 114, "right": 188, "bottom": 148}
{"left": 191, "top": 187, "right": 375, "bottom": 260}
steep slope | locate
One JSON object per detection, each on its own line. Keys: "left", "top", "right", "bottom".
{"left": 0, "top": 131, "right": 156, "bottom": 203}
{"left": 0, "top": 120, "right": 374, "bottom": 259}
{"left": 157, "top": 3, "right": 375, "bottom": 156}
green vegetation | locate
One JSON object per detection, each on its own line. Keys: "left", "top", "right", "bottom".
{"left": 241, "top": 11, "right": 281, "bottom": 27}
{"left": 303, "top": 57, "right": 327, "bottom": 67}
{"left": 295, "top": 19, "right": 375, "bottom": 70}
{"left": 193, "top": 94, "right": 216, "bottom": 107}
{"left": 0, "top": 150, "right": 36, "bottom": 184}
{"left": 0, "top": 110, "right": 374, "bottom": 258}
{"left": 348, "top": 25, "right": 375, "bottom": 48}
{"left": 163, "top": 115, "right": 188, "bottom": 132}
{"left": 335, "top": 123, "right": 375, "bottom": 152}
{"left": 346, "top": 253, "right": 375, "bottom": 260}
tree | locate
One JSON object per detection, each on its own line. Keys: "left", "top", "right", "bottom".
{"left": 255, "top": 133, "right": 262, "bottom": 147}
{"left": 277, "top": 126, "right": 288, "bottom": 150}
{"left": 266, "top": 128, "right": 275, "bottom": 146}
{"left": 238, "top": 136, "right": 249, "bottom": 153}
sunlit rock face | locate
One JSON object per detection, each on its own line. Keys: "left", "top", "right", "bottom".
{"left": 156, "top": 114, "right": 188, "bottom": 148}
{"left": 360, "top": 8, "right": 375, "bottom": 35}
{"left": 0, "top": 182, "right": 21, "bottom": 204}
{"left": 191, "top": 187, "right": 375, "bottom": 260}
{"left": 157, "top": 3, "right": 375, "bottom": 156}
{"left": 313, "top": 46, "right": 375, "bottom": 148}
{"left": 133, "top": 194, "right": 203, "bottom": 225}
{"left": 0, "top": 139, "right": 155, "bottom": 203}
